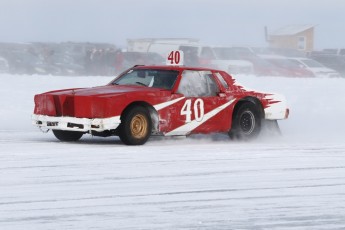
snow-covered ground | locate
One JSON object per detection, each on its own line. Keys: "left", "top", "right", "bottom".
{"left": 1, "top": 73, "right": 345, "bottom": 229}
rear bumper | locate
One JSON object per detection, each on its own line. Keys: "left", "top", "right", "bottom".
{"left": 263, "top": 94, "right": 289, "bottom": 120}
{"left": 32, "top": 114, "right": 121, "bottom": 132}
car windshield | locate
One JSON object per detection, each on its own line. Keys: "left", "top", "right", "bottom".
{"left": 300, "top": 59, "right": 324, "bottom": 68}
{"left": 267, "top": 58, "right": 301, "bottom": 68}
{"left": 213, "top": 47, "right": 256, "bottom": 60}
{"left": 112, "top": 69, "right": 179, "bottom": 90}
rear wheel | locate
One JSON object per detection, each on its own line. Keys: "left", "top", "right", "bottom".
{"left": 52, "top": 130, "right": 84, "bottom": 142}
{"left": 118, "top": 106, "right": 152, "bottom": 145}
{"left": 229, "top": 102, "right": 262, "bottom": 140}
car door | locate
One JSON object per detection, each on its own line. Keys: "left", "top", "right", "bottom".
{"left": 164, "top": 70, "right": 231, "bottom": 136}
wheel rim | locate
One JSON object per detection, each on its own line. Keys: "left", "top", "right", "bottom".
{"left": 239, "top": 111, "right": 255, "bottom": 134}
{"left": 130, "top": 114, "right": 148, "bottom": 139}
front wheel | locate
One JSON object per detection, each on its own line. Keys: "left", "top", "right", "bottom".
{"left": 52, "top": 130, "right": 84, "bottom": 142}
{"left": 118, "top": 106, "right": 152, "bottom": 145}
{"left": 229, "top": 102, "right": 262, "bottom": 140}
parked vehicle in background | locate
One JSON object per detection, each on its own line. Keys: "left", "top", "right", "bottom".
{"left": 127, "top": 39, "right": 254, "bottom": 75}
{"left": 179, "top": 45, "right": 254, "bottom": 75}
{"left": 5, "top": 50, "right": 60, "bottom": 75}
{"left": 50, "top": 53, "right": 85, "bottom": 76}
{"left": 204, "top": 46, "right": 254, "bottom": 75}
{"left": 251, "top": 47, "right": 306, "bottom": 57}
{"left": 127, "top": 38, "right": 200, "bottom": 53}
{"left": 260, "top": 55, "right": 314, "bottom": 78}
{"left": 0, "top": 56, "right": 9, "bottom": 73}
{"left": 213, "top": 47, "right": 296, "bottom": 77}
{"left": 321, "top": 48, "right": 345, "bottom": 56}
{"left": 0, "top": 42, "right": 117, "bottom": 76}
{"left": 309, "top": 52, "right": 345, "bottom": 78}
{"left": 287, "top": 57, "right": 340, "bottom": 78}
{"left": 118, "top": 51, "right": 165, "bottom": 72}
{"left": 213, "top": 47, "right": 274, "bottom": 76}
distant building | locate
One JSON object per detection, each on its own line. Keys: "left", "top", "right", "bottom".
{"left": 267, "top": 25, "right": 315, "bottom": 52}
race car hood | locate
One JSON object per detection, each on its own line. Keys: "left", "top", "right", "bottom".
{"left": 46, "top": 84, "right": 168, "bottom": 97}
{"left": 34, "top": 85, "right": 172, "bottom": 118}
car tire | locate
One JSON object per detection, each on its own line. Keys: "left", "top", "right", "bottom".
{"left": 52, "top": 130, "right": 84, "bottom": 142}
{"left": 118, "top": 106, "right": 152, "bottom": 145}
{"left": 229, "top": 102, "right": 262, "bottom": 140}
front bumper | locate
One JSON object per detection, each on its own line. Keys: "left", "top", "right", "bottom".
{"left": 32, "top": 114, "right": 121, "bottom": 132}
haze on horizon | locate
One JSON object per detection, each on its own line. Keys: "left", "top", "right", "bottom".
{"left": 1, "top": 0, "right": 345, "bottom": 49}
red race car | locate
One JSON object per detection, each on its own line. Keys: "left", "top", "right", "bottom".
{"left": 32, "top": 65, "right": 289, "bottom": 145}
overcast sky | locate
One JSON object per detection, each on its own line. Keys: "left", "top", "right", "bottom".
{"left": 1, "top": 0, "right": 345, "bottom": 49}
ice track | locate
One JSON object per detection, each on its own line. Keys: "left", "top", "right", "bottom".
{"left": 1, "top": 132, "right": 345, "bottom": 229}
{"left": 1, "top": 74, "right": 345, "bottom": 229}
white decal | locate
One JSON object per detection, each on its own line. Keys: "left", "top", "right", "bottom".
{"left": 194, "top": 98, "right": 204, "bottom": 122}
{"left": 166, "top": 99, "right": 236, "bottom": 136}
{"left": 181, "top": 99, "right": 192, "bottom": 122}
{"left": 153, "top": 97, "right": 185, "bottom": 111}
{"left": 181, "top": 99, "right": 205, "bottom": 123}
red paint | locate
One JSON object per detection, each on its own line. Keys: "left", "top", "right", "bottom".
{"left": 33, "top": 65, "right": 287, "bottom": 135}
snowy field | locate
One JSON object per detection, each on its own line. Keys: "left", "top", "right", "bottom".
{"left": 1, "top": 73, "right": 345, "bottom": 229}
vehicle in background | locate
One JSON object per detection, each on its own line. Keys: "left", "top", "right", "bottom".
{"left": 321, "top": 48, "right": 345, "bottom": 56}
{"left": 127, "top": 39, "right": 254, "bottom": 75}
{"left": 213, "top": 47, "right": 295, "bottom": 77}
{"left": 203, "top": 46, "right": 253, "bottom": 75}
{"left": 309, "top": 52, "right": 345, "bottom": 78}
{"left": 251, "top": 47, "right": 306, "bottom": 57}
{"left": 287, "top": 57, "right": 341, "bottom": 78}
{"left": 5, "top": 50, "right": 60, "bottom": 75}
{"left": 0, "top": 56, "right": 9, "bottom": 73}
{"left": 0, "top": 42, "right": 117, "bottom": 76}
{"left": 259, "top": 55, "right": 314, "bottom": 78}
{"left": 119, "top": 51, "right": 165, "bottom": 72}
{"left": 213, "top": 47, "right": 274, "bottom": 76}
{"left": 179, "top": 45, "right": 254, "bottom": 75}
{"left": 127, "top": 38, "right": 200, "bottom": 53}
{"left": 182, "top": 45, "right": 254, "bottom": 75}
{"left": 50, "top": 53, "right": 85, "bottom": 76}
